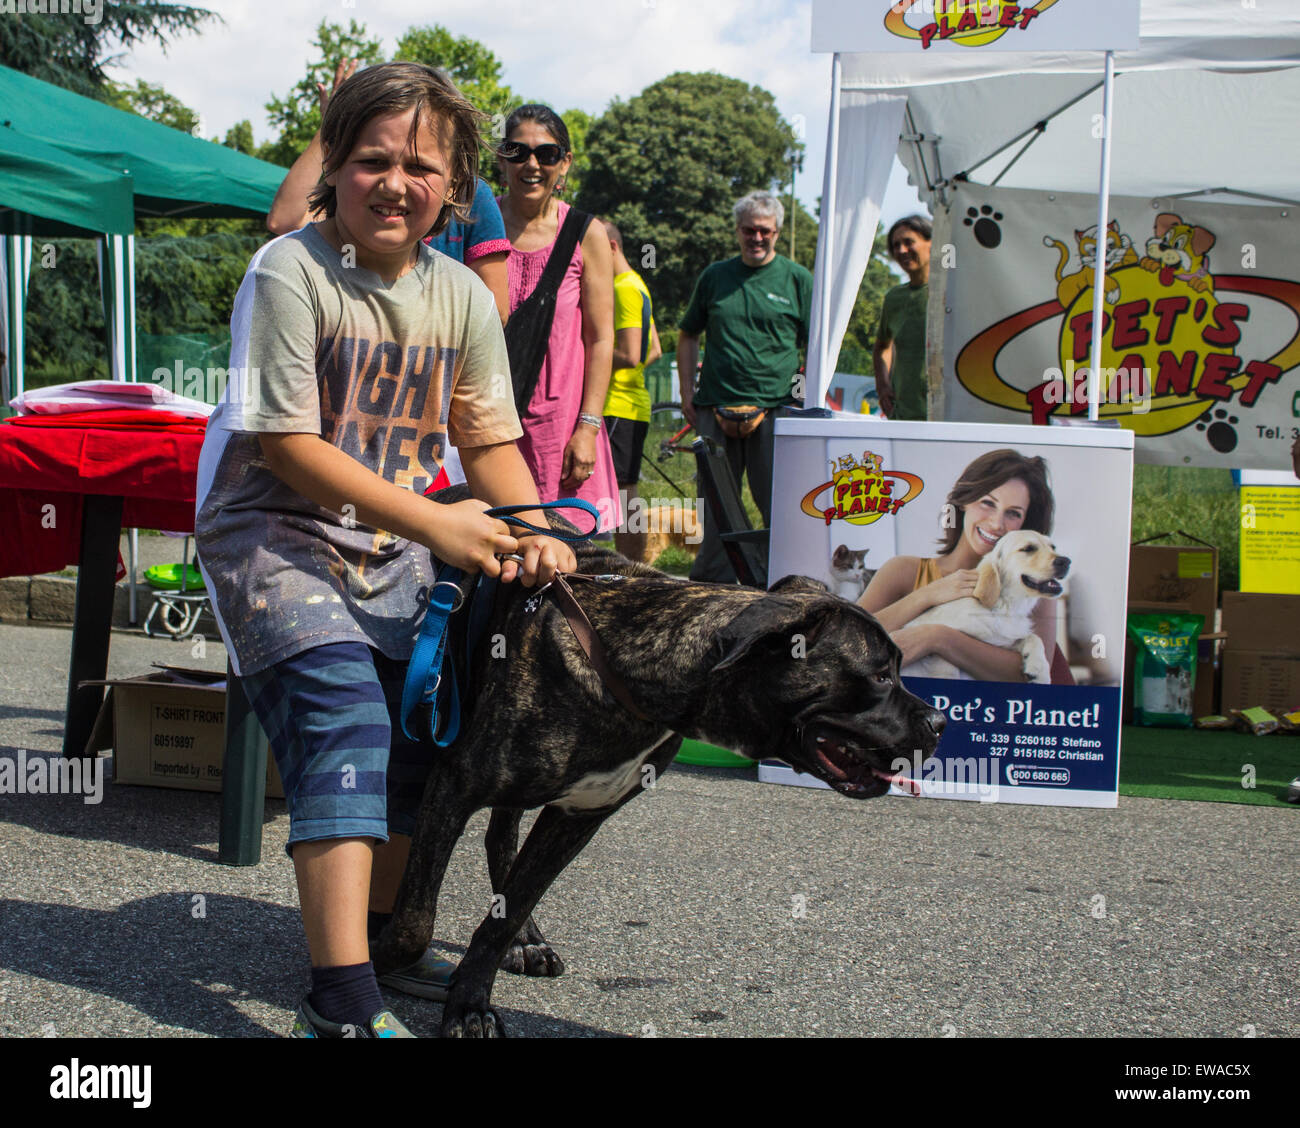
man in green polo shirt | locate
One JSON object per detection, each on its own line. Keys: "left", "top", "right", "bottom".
{"left": 875, "top": 214, "right": 932, "bottom": 420}
{"left": 677, "top": 190, "right": 813, "bottom": 583}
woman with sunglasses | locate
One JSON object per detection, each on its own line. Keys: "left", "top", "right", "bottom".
{"left": 496, "top": 105, "right": 620, "bottom": 531}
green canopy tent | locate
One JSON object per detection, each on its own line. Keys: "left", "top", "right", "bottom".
{"left": 0, "top": 65, "right": 283, "bottom": 623}
{"left": 0, "top": 65, "right": 283, "bottom": 220}
{"left": 0, "top": 124, "right": 135, "bottom": 404}
{"left": 0, "top": 64, "right": 283, "bottom": 387}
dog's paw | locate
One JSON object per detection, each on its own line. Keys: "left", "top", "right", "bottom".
{"left": 441, "top": 1003, "right": 507, "bottom": 1039}
{"left": 500, "top": 939, "right": 566, "bottom": 977}
{"left": 1019, "top": 636, "right": 1051, "bottom": 684}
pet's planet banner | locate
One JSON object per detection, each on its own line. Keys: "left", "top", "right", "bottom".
{"left": 811, "top": 0, "right": 1140, "bottom": 54}
{"left": 767, "top": 416, "right": 1133, "bottom": 808}
{"left": 938, "top": 185, "right": 1300, "bottom": 471}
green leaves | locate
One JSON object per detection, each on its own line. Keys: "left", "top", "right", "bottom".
{"left": 261, "top": 19, "right": 386, "bottom": 168}
{"left": 0, "top": 2, "right": 218, "bottom": 99}
{"left": 576, "top": 72, "right": 804, "bottom": 327}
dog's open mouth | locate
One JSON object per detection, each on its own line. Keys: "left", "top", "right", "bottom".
{"left": 797, "top": 723, "right": 916, "bottom": 798}
{"left": 1022, "top": 575, "right": 1063, "bottom": 597}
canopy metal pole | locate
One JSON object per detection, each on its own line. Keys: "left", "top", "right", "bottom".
{"left": 1086, "top": 51, "right": 1116, "bottom": 422}
{"left": 819, "top": 52, "right": 843, "bottom": 398}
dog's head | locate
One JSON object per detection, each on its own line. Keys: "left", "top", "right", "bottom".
{"left": 1145, "top": 212, "right": 1215, "bottom": 273}
{"left": 707, "top": 575, "right": 945, "bottom": 798}
{"left": 973, "top": 530, "right": 1070, "bottom": 611}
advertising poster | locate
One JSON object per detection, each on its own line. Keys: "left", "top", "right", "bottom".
{"left": 766, "top": 417, "right": 1134, "bottom": 808}
{"left": 1239, "top": 470, "right": 1300, "bottom": 594}
{"left": 812, "top": 0, "right": 1140, "bottom": 55}
{"left": 939, "top": 184, "right": 1300, "bottom": 470}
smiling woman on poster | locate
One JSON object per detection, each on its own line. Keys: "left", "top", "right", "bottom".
{"left": 857, "top": 449, "right": 1062, "bottom": 683}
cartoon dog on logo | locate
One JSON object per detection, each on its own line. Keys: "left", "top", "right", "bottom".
{"left": 1139, "top": 212, "right": 1216, "bottom": 294}
{"left": 1043, "top": 220, "right": 1138, "bottom": 309}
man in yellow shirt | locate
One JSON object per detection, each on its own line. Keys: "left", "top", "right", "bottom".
{"left": 601, "top": 219, "right": 662, "bottom": 559}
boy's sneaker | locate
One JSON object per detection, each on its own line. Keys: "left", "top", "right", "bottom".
{"left": 291, "top": 996, "right": 415, "bottom": 1038}
{"left": 377, "top": 949, "right": 457, "bottom": 1001}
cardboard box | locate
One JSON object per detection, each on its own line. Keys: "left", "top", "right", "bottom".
{"left": 1125, "top": 534, "right": 1222, "bottom": 720}
{"left": 1128, "top": 534, "right": 1219, "bottom": 625}
{"left": 83, "top": 667, "right": 282, "bottom": 797}
{"left": 1219, "top": 592, "right": 1300, "bottom": 715}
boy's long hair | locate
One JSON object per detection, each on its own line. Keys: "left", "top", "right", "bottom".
{"left": 308, "top": 63, "right": 484, "bottom": 238}
{"left": 936, "top": 449, "right": 1054, "bottom": 555}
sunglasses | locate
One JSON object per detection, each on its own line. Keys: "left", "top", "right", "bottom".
{"left": 498, "top": 141, "right": 566, "bottom": 166}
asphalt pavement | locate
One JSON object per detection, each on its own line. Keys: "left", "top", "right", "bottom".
{"left": 0, "top": 620, "right": 1294, "bottom": 1039}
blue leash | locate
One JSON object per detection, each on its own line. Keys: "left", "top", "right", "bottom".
{"left": 400, "top": 499, "right": 600, "bottom": 745}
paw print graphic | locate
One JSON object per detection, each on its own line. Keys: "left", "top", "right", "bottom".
{"left": 964, "top": 204, "right": 1004, "bottom": 248}
{"left": 1196, "top": 407, "right": 1239, "bottom": 453}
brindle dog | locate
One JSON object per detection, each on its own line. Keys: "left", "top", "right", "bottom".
{"left": 372, "top": 535, "right": 945, "bottom": 1037}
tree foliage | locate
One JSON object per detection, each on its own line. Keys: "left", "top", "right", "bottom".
{"left": 393, "top": 23, "right": 514, "bottom": 128}
{"left": 0, "top": 2, "right": 218, "bottom": 99}
{"left": 577, "top": 72, "right": 803, "bottom": 329}
{"left": 840, "top": 231, "right": 901, "bottom": 374}
{"left": 105, "top": 77, "right": 201, "bottom": 134}
{"left": 261, "top": 19, "right": 386, "bottom": 168}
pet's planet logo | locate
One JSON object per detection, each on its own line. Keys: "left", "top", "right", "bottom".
{"left": 955, "top": 211, "right": 1300, "bottom": 452}
{"left": 884, "top": 0, "right": 1054, "bottom": 51}
{"left": 801, "top": 452, "right": 923, "bottom": 527}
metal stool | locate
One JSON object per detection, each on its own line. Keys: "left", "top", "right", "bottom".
{"left": 142, "top": 533, "right": 211, "bottom": 641}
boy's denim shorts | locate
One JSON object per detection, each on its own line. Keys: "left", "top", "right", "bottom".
{"left": 240, "top": 642, "right": 433, "bottom": 856}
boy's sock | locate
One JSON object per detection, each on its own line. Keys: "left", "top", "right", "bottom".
{"left": 308, "top": 961, "right": 384, "bottom": 1030}
{"left": 367, "top": 910, "right": 392, "bottom": 943}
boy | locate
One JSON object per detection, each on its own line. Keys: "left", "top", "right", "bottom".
{"left": 196, "top": 63, "right": 574, "bottom": 1038}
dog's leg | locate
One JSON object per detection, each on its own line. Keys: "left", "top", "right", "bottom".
{"left": 1019, "top": 634, "right": 1052, "bottom": 684}
{"left": 371, "top": 769, "right": 473, "bottom": 979}
{"left": 443, "top": 737, "right": 682, "bottom": 1038}
{"left": 485, "top": 808, "right": 565, "bottom": 978}
{"left": 443, "top": 805, "right": 609, "bottom": 1037}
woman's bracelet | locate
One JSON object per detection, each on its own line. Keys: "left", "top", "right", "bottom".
{"left": 577, "top": 412, "right": 602, "bottom": 429}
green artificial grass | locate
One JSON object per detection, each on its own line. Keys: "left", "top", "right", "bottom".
{"left": 1118, "top": 724, "right": 1299, "bottom": 807}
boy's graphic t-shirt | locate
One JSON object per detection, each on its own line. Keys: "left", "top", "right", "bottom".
{"left": 195, "top": 225, "right": 521, "bottom": 676}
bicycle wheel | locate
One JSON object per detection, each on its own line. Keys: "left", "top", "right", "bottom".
{"left": 643, "top": 402, "right": 696, "bottom": 502}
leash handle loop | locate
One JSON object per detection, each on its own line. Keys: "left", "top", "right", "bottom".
{"left": 486, "top": 499, "right": 600, "bottom": 543}
{"left": 400, "top": 566, "right": 464, "bottom": 744}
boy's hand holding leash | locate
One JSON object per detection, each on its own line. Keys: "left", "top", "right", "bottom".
{"left": 428, "top": 499, "right": 575, "bottom": 587}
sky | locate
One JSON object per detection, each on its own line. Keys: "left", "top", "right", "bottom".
{"left": 118, "top": 0, "right": 925, "bottom": 234}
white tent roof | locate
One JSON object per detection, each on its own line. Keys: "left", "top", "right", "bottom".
{"left": 844, "top": 0, "right": 1300, "bottom": 206}
{"left": 808, "top": 0, "right": 1300, "bottom": 406}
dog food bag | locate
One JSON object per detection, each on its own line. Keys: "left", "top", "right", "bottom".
{"left": 1126, "top": 613, "right": 1204, "bottom": 728}
{"left": 1194, "top": 714, "right": 1236, "bottom": 730}
{"left": 1232, "top": 707, "right": 1280, "bottom": 736}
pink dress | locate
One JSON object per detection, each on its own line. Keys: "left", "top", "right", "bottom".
{"left": 505, "top": 200, "right": 621, "bottom": 533}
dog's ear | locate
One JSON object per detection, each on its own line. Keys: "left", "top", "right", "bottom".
{"left": 771, "top": 574, "right": 831, "bottom": 596}
{"left": 714, "top": 594, "right": 837, "bottom": 672}
{"left": 972, "top": 558, "right": 1001, "bottom": 609}
{"left": 1153, "top": 212, "right": 1181, "bottom": 238}
{"left": 1191, "top": 225, "right": 1216, "bottom": 257}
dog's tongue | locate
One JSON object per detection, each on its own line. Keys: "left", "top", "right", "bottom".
{"left": 872, "top": 768, "right": 922, "bottom": 797}
{"left": 1159, "top": 265, "right": 1176, "bottom": 286}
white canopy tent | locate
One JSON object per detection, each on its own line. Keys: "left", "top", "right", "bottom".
{"left": 808, "top": 0, "right": 1300, "bottom": 411}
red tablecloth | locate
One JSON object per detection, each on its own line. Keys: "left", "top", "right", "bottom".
{"left": 0, "top": 415, "right": 205, "bottom": 579}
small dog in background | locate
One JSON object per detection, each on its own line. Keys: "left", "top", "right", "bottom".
{"left": 900, "top": 530, "right": 1070, "bottom": 684}
{"left": 829, "top": 545, "right": 873, "bottom": 600}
